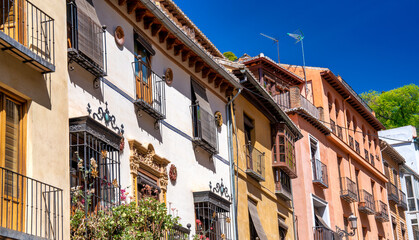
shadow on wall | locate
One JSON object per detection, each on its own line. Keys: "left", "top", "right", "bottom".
{"left": 68, "top": 63, "right": 104, "bottom": 102}
{"left": 0, "top": 51, "right": 52, "bottom": 110}
{"left": 193, "top": 147, "right": 216, "bottom": 172}
{"left": 134, "top": 105, "right": 163, "bottom": 143}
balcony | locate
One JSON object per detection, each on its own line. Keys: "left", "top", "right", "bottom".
{"left": 375, "top": 200, "right": 389, "bottom": 222}
{"left": 312, "top": 158, "right": 328, "bottom": 189}
{"left": 134, "top": 64, "right": 166, "bottom": 120}
{"left": 313, "top": 227, "right": 340, "bottom": 240}
{"left": 245, "top": 144, "right": 265, "bottom": 182}
{"left": 164, "top": 224, "right": 190, "bottom": 239}
{"left": 275, "top": 181, "right": 292, "bottom": 201}
{"left": 336, "top": 126, "right": 343, "bottom": 140}
{"left": 358, "top": 190, "right": 375, "bottom": 215}
{"left": 340, "top": 177, "right": 358, "bottom": 203}
{"left": 0, "top": 0, "right": 55, "bottom": 73}
{"left": 387, "top": 182, "right": 399, "bottom": 203}
{"left": 348, "top": 135, "right": 354, "bottom": 149}
{"left": 272, "top": 156, "right": 297, "bottom": 179}
{"left": 330, "top": 120, "right": 336, "bottom": 134}
{"left": 355, "top": 140, "right": 360, "bottom": 154}
{"left": 0, "top": 166, "right": 63, "bottom": 239}
{"left": 398, "top": 190, "right": 408, "bottom": 210}
{"left": 67, "top": 1, "right": 106, "bottom": 77}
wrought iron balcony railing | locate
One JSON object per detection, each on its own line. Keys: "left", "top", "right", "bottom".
{"left": 398, "top": 190, "right": 408, "bottom": 210}
{"left": 340, "top": 177, "right": 358, "bottom": 203}
{"left": 275, "top": 181, "right": 292, "bottom": 201}
{"left": 348, "top": 135, "right": 354, "bottom": 149}
{"left": 245, "top": 144, "right": 265, "bottom": 182}
{"left": 330, "top": 120, "right": 336, "bottom": 134}
{"left": 375, "top": 200, "right": 389, "bottom": 222}
{"left": 0, "top": 0, "right": 55, "bottom": 72}
{"left": 134, "top": 62, "right": 166, "bottom": 120}
{"left": 313, "top": 226, "right": 340, "bottom": 240}
{"left": 163, "top": 224, "right": 190, "bottom": 239}
{"left": 299, "top": 94, "right": 320, "bottom": 119}
{"left": 0, "top": 166, "right": 63, "bottom": 239}
{"left": 337, "top": 126, "right": 343, "bottom": 140}
{"left": 359, "top": 190, "right": 375, "bottom": 215}
{"left": 312, "top": 158, "right": 328, "bottom": 188}
{"left": 355, "top": 140, "right": 360, "bottom": 154}
{"left": 387, "top": 182, "right": 399, "bottom": 203}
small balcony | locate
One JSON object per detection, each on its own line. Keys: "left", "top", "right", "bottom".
{"left": 312, "top": 158, "right": 328, "bottom": 189}
{"left": 340, "top": 177, "right": 358, "bottom": 203}
{"left": 134, "top": 64, "right": 166, "bottom": 120}
{"left": 164, "top": 224, "right": 190, "bottom": 239}
{"left": 375, "top": 200, "right": 389, "bottom": 222}
{"left": 313, "top": 227, "right": 340, "bottom": 240}
{"left": 245, "top": 144, "right": 265, "bottom": 182}
{"left": 348, "top": 135, "right": 354, "bottom": 149}
{"left": 330, "top": 120, "right": 336, "bottom": 134}
{"left": 398, "top": 190, "right": 408, "bottom": 210}
{"left": 275, "top": 181, "right": 292, "bottom": 201}
{"left": 387, "top": 182, "right": 399, "bottom": 204}
{"left": 336, "top": 126, "right": 343, "bottom": 140}
{"left": 0, "top": 0, "right": 55, "bottom": 73}
{"left": 358, "top": 190, "right": 375, "bottom": 215}
{"left": 355, "top": 140, "right": 360, "bottom": 154}
{"left": 0, "top": 166, "right": 63, "bottom": 239}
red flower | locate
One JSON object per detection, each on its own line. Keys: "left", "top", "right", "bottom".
{"left": 196, "top": 219, "right": 201, "bottom": 225}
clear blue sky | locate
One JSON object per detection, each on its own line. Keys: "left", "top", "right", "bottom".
{"left": 175, "top": 0, "right": 418, "bottom": 94}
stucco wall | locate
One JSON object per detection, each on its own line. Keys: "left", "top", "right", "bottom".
{"left": 67, "top": 0, "right": 233, "bottom": 235}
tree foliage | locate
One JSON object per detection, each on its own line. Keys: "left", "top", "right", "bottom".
{"left": 360, "top": 84, "right": 419, "bottom": 131}
{"left": 223, "top": 51, "right": 237, "bottom": 61}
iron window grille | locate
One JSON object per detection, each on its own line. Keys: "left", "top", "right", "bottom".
{"left": 67, "top": 0, "right": 106, "bottom": 78}
{"left": 193, "top": 191, "right": 231, "bottom": 240}
{"left": 69, "top": 116, "right": 121, "bottom": 213}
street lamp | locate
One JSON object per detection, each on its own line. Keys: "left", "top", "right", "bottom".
{"left": 336, "top": 214, "right": 357, "bottom": 237}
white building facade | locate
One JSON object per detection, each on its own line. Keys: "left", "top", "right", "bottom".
{"left": 380, "top": 126, "right": 419, "bottom": 240}
{"left": 66, "top": 0, "right": 240, "bottom": 238}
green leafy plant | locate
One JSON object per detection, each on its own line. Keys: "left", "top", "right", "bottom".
{"left": 223, "top": 51, "right": 237, "bottom": 61}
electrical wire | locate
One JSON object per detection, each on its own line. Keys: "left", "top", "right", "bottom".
{"left": 240, "top": 85, "right": 413, "bottom": 143}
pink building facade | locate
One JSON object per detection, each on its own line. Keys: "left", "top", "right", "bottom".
{"left": 242, "top": 55, "right": 393, "bottom": 239}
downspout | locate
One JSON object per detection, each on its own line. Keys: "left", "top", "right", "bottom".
{"left": 227, "top": 88, "right": 242, "bottom": 240}
{"left": 291, "top": 182, "right": 298, "bottom": 240}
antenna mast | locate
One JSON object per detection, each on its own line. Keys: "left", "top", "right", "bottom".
{"left": 260, "top": 33, "right": 280, "bottom": 63}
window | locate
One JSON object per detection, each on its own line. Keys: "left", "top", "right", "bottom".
{"left": 70, "top": 116, "right": 121, "bottom": 212}
{"left": 406, "top": 176, "right": 417, "bottom": 211}
{"left": 136, "top": 172, "right": 160, "bottom": 201}
{"left": 278, "top": 216, "right": 287, "bottom": 240}
{"left": 0, "top": 92, "right": 24, "bottom": 197}
{"left": 191, "top": 80, "right": 218, "bottom": 155}
{"left": 67, "top": 0, "right": 106, "bottom": 77}
{"left": 193, "top": 191, "right": 231, "bottom": 240}
{"left": 272, "top": 123, "right": 296, "bottom": 177}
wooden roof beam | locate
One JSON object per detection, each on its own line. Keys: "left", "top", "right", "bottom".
{"left": 214, "top": 77, "right": 223, "bottom": 88}
{"left": 201, "top": 67, "right": 210, "bottom": 79}
{"left": 195, "top": 61, "right": 204, "bottom": 73}
{"left": 127, "top": 1, "right": 141, "bottom": 14}
{"left": 118, "top": 0, "right": 127, "bottom": 6}
{"left": 166, "top": 37, "right": 176, "bottom": 51}
{"left": 135, "top": 9, "right": 147, "bottom": 22}
{"left": 174, "top": 44, "right": 184, "bottom": 56}
{"left": 159, "top": 31, "right": 169, "bottom": 43}
{"left": 208, "top": 72, "right": 216, "bottom": 83}
{"left": 151, "top": 24, "right": 163, "bottom": 37}
{"left": 225, "top": 86, "right": 235, "bottom": 97}
{"left": 220, "top": 82, "right": 229, "bottom": 93}
{"left": 181, "top": 50, "right": 190, "bottom": 62}
{"left": 188, "top": 56, "right": 197, "bottom": 68}
{"left": 143, "top": 16, "right": 154, "bottom": 29}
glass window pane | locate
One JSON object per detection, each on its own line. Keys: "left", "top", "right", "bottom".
{"left": 407, "top": 176, "right": 414, "bottom": 197}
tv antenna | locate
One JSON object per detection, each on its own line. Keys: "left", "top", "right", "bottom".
{"left": 260, "top": 33, "right": 280, "bottom": 63}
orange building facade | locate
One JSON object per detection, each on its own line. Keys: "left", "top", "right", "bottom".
{"left": 241, "top": 54, "right": 393, "bottom": 239}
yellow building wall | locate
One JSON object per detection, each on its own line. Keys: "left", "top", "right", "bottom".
{"left": 233, "top": 95, "right": 295, "bottom": 240}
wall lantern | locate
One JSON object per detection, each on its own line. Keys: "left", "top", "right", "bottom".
{"left": 336, "top": 214, "right": 357, "bottom": 237}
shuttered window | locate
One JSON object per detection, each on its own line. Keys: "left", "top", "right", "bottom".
{"left": 0, "top": 92, "right": 24, "bottom": 197}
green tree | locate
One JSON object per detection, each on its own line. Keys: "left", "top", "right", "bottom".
{"left": 223, "top": 51, "right": 237, "bottom": 61}
{"left": 360, "top": 84, "right": 419, "bottom": 131}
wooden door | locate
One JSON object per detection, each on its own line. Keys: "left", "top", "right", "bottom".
{"left": 0, "top": 96, "right": 25, "bottom": 232}
{"left": 135, "top": 45, "right": 152, "bottom": 105}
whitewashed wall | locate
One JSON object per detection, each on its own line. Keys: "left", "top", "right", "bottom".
{"left": 68, "top": 0, "right": 232, "bottom": 233}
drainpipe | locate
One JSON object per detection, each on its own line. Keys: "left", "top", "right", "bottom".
{"left": 227, "top": 86, "right": 242, "bottom": 240}
{"left": 291, "top": 183, "right": 299, "bottom": 240}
